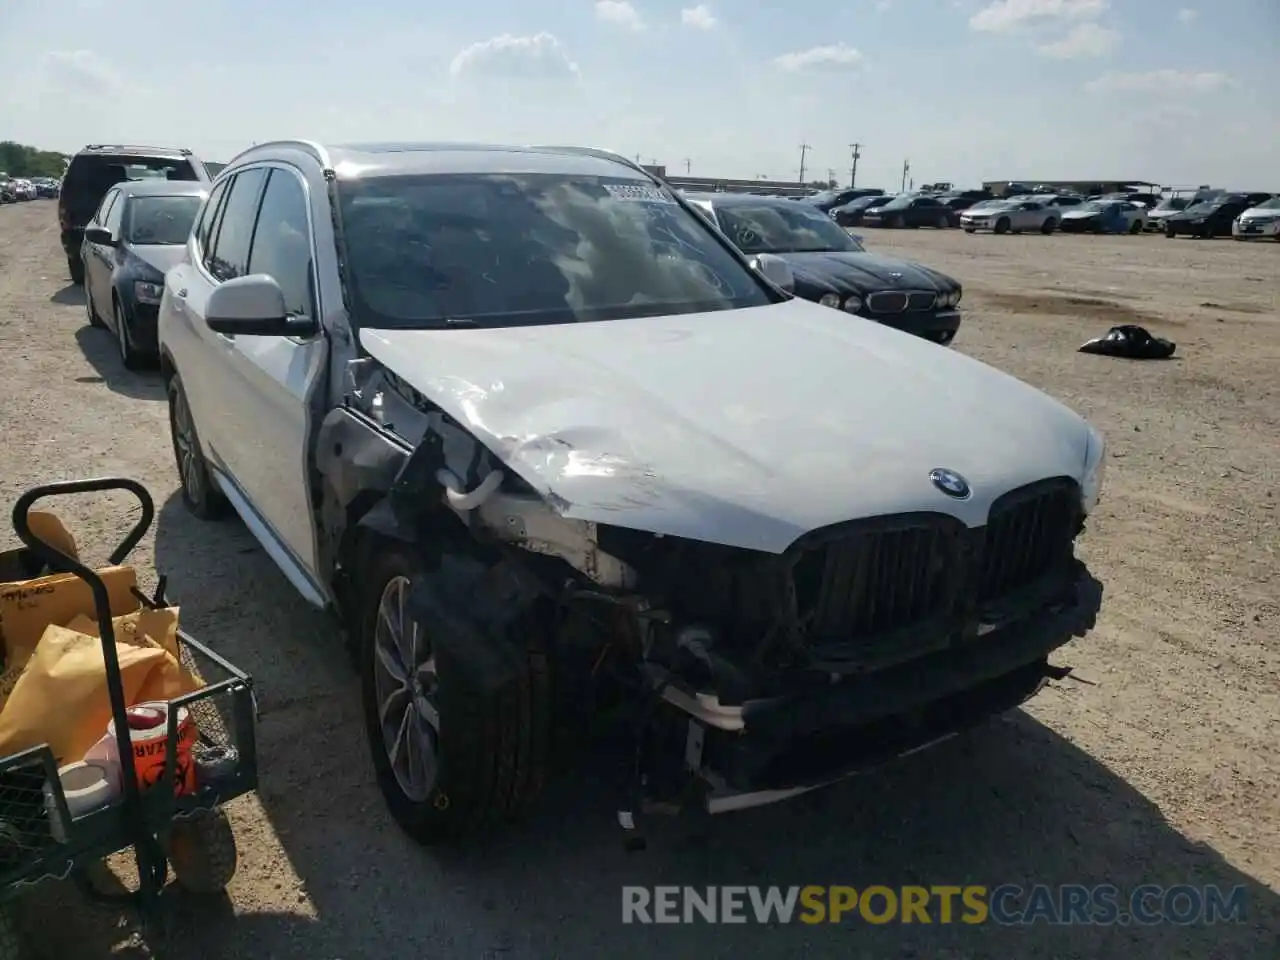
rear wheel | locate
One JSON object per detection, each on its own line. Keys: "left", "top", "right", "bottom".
{"left": 84, "top": 283, "right": 105, "bottom": 328}
{"left": 68, "top": 255, "right": 84, "bottom": 286}
{"left": 114, "top": 298, "right": 144, "bottom": 370}
{"left": 1129, "top": 219, "right": 1143, "bottom": 235}
{"left": 167, "top": 371, "right": 229, "bottom": 519}
{"left": 359, "top": 545, "right": 550, "bottom": 846}
{"left": 1041, "top": 218, "right": 1057, "bottom": 235}
{"left": 964, "top": 228, "right": 976, "bottom": 234}
{"left": 1165, "top": 224, "right": 1176, "bottom": 238}
{"left": 167, "top": 809, "right": 238, "bottom": 894}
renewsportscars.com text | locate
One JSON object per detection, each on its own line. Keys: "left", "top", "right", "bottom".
{"left": 621, "top": 884, "right": 1248, "bottom": 926}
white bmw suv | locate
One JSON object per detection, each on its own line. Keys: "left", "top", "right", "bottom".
{"left": 158, "top": 141, "right": 1106, "bottom": 845}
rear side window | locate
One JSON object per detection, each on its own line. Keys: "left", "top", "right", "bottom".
{"left": 194, "top": 178, "right": 230, "bottom": 257}
{"left": 104, "top": 194, "right": 125, "bottom": 234}
{"left": 206, "top": 168, "right": 268, "bottom": 282}
{"left": 247, "top": 169, "right": 314, "bottom": 318}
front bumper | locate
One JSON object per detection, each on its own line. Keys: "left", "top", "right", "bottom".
{"left": 1233, "top": 219, "right": 1280, "bottom": 239}
{"left": 668, "top": 564, "right": 1102, "bottom": 812}
{"left": 876, "top": 308, "right": 962, "bottom": 345}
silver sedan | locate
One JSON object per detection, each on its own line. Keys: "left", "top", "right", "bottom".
{"left": 959, "top": 199, "right": 1061, "bottom": 235}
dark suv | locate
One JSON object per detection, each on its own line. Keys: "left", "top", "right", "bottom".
{"left": 58, "top": 145, "right": 209, "bottom": 284}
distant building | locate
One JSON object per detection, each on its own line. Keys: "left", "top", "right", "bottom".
{"left": 983, "top": 179, "right": 1161, "bottom": 197}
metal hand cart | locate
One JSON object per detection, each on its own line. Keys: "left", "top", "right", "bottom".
{"left": 0, "top": 478, "right": 259, "bottom": 956}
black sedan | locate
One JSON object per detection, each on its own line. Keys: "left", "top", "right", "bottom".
{"left": 686, "top": 192, "right": 962, "bottom": 345}
{"left": 804, "top": 186, "right": 886, "bottom": 213}
{"left": 829, "top": 194, "right": 887, "bottom": 227}
{"left": 80, "top": 179, "right": 207, "bottom": 368}
{"left": 1163, "top": 193, "right": 1271, "bottom": 238}
{"left": 862, "top": 193, "right": 950, "bottom": 229}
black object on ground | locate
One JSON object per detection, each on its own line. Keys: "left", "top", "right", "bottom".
{"left": 1079, "top": 324, "right": 1176, "bottom": 360}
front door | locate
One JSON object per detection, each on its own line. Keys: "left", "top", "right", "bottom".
{"left": 185, "top": 164, "right": 329, "bottom": 593}
{"left": 85, "top": 188, "right": 119, "bottom": 312}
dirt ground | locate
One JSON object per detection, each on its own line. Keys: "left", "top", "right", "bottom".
{"left": 0, "top": 199, "right": 1276, "bottom": 959}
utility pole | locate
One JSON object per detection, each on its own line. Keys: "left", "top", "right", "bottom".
{"left": 849, "top": 142, "right": 862, "bottom": 188}
{"left": 798, "top": 143, "right": 811, "bottom": 185}
{"left": 685, "top": 158, "right": 692, "bottom": 174}
{"left": 901, "top": 158, "right": 910, "bottom": 192}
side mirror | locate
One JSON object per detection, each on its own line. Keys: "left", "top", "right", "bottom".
{"left": 84, "top": 226, "right": 115, "bottom": 246}
{"left": 205, "top": 274, "right": 317, "bottom": 337}
{"left": 749, "top": 253, "right": 795, "bottom": 294}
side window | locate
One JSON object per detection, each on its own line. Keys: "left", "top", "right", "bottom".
{"left": 194, "top": 179, "right": 229, "bottom": 257}
{"left": 94, "top": 190, "right": 118, "bottom": 227}
{"left": 206, "top": 168, "right": 267, "bottom": 282}
{"left": 104, "top": 194, "right": 125, "bottom": 234}
{"left": 247, "top": 169, "right": 315, "bottom": 318}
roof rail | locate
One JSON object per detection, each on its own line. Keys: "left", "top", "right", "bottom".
{"left": 527, "top": 145, "right": 650, "bottom": 176}
{"left": 222, "top": 139, "right": 331, "bottom": 170}
{"left": 81, "top": 144, "right": 194, "bottom": 156}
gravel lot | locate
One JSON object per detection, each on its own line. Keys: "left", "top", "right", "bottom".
{"left": 1, "top": 199, "right": 1277, "bottom": 958}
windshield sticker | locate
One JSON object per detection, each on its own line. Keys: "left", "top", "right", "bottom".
{"left": 604, "top": 183, "right": 676, "bottom": 204}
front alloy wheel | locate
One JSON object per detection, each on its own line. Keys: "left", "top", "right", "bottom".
{"left": 372, "top": 575, "right": 441, "bottom": 803}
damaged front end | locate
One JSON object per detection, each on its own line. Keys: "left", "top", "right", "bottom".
{"left": 317, "top": 358, "right": 1103, "bottom": 830}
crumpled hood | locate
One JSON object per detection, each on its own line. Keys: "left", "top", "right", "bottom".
{"left": 360, "top": 300, "right": 1090, "bottom": 553}
{"left": 127, "top": 244, "right": 185, "bottom": 276}
{"left": 780, "top": 251, "right": 954, "bottom": 297}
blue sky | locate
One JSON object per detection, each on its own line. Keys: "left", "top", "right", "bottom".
{"left": 2, "top": 0, "right": 1277, "bottom": 189}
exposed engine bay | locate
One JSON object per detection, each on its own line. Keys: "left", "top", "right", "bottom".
{"left": 315, "top": 357, "right": 1103, "bottom": 830}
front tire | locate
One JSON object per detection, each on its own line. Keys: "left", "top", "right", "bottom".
{"left": 1165, "top": 224, "right": 1176, "bottom": 238}
{"left": 1042, "top": 218, "right": 1057, "bottom": 235}
{"left": 1129, "top": 220, "right": 1143, "bottom": 235}
{"left": 167, "top": 371, "right": 229, "bottom": 519}
{"left": 359, "top": 545, "right": 550, "bottom": 846}
{"left": 994, "top": 218, "right": 1011, "bottom": 235}
{"left": 68, "top": 255, "right": 84, "bottom": 286}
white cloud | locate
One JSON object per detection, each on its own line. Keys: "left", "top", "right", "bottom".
{"left": 1084, "top": 69, "right": 1233, "bottom": 94}
{"left": 1176, "top": 7, "right": 1197, "bottom": 23}
{"left": 774, "top": 43, "right": 864, "bottom": 73}
{"left": 596, "top": 0, "right": 645, "bottom": 31}
{"left": 876, "top": 0, "right": 893, "bottom": 9}
{"left": 680, "top": 5, "right": 717, "bottom": 28}
{"left": 970, "top": 0, "right": 1106, "bottom": 33}
{"left": 448, "top": 33, "right": 580, "bottom": 81}
{"left": 1035, "top": 22, "right": 1119, "bottom": 58}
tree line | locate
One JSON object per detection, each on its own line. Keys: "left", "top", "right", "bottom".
{"left": 0, "top": 141, "right": 70, "bottom": 179}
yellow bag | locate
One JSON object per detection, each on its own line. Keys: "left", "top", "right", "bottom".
{"left": 0, "top": 607, "right": 204, "bottom": 765}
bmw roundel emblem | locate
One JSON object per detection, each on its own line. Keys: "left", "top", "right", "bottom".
{"left": 930, "top": 468, "right": 971, "bottom": 499}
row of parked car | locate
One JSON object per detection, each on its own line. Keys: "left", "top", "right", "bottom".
{"left": 793, "top": 184, "right": 1280, "bottom": 241}
{"left": 50, "top": 138, "right": 1111, "bottom": 849}
{"left": 0, "top": 174, "right": 60, "bottom": 202}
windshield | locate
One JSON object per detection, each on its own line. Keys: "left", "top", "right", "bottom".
{"left": 1183, "top": 201, "right": 1220, "bottom": 215}
{"left": 1153, "top": 197, "right": 1189, "bottom": 212}
{"left": 715, "top": 202, "right": 862, "bottom": 254}
{"left": 125, "top": 195, "right": 203, "bottom": 244}
{"left": 336, "top": 173, "right": 775, "bottom": 330}
{"left": 1076, "top": 201, "right": 1109, "bottom": 212}
{"left": 1249, "top": 197, "right": 1280, "bottom": 211}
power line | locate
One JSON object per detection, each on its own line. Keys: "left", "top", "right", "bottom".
{"left": 849, "top": 142, "right": 862, "bottom": 188}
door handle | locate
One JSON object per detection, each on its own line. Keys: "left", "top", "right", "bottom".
{"left": 175, "top": 288, "right": 188, "bottom": 298}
